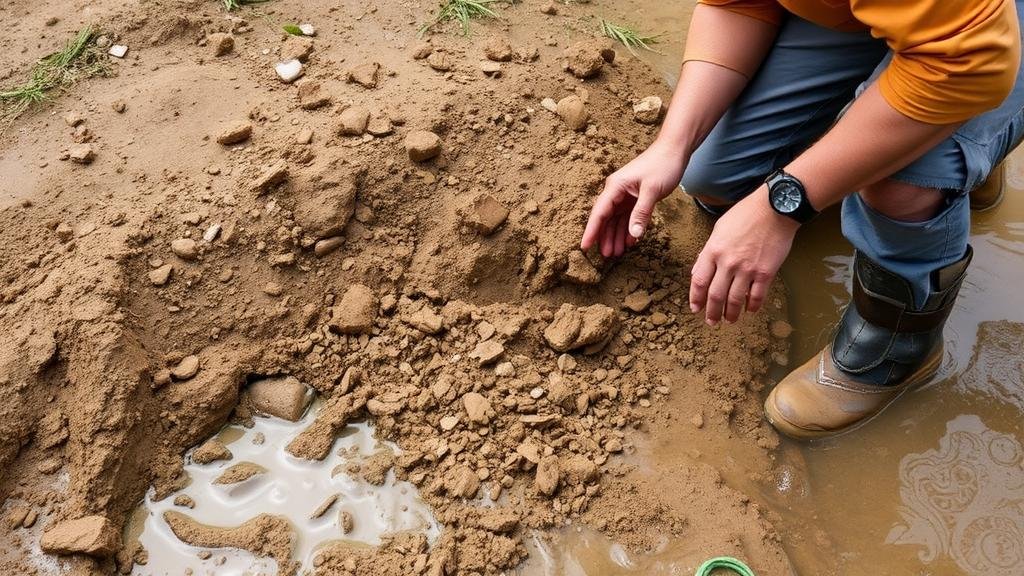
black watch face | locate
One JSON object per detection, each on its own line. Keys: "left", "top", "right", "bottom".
{"left": 771, "top": 182, "right": 802, "bottom": 214}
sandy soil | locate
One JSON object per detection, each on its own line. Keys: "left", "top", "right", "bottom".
{"left": 0, "top": 1, "right": 799, "bottom": 574}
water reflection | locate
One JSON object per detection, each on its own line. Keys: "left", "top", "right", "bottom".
{"left": 887, "top": 414, "right": 1024, "bottom": 576}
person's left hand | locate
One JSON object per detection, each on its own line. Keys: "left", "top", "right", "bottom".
{"left": 689, "top": 185, "right": 801, "bottom": 325}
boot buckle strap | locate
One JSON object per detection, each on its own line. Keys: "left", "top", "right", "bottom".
{"left": 852, "top": 281, "right": 950, "bottom": 333}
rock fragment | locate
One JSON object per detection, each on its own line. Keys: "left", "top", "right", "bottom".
{"left": 564, "top": 251, "right": 600, "bottom": 284}
{"left": 556, "top": 96, "right": 588, "bottom": 131}
{"left": 297, "top": 80, "right": 331, "bottom": 110}
{"left": 427, "top": 51, "right": 452, "bottom": 72}
{"left": 108, "top": 45, "right": 128, "bottom": 58}
{"left": 40, "top": 516, "right": 119, "bottom": 558}
{"left": 214, "top": 462, "right": 266, "bottom": 485}
{"left": 216, "top": 120, "right": 252, "bottom": 145}
{"left": 68, "top": 145, "right": 95, "bottom": 164}
{"left": 247, "top": 376, "right": 312, "bottom": 421}
{"left": 275, "top": 60, "right": 304, "bottom": 83}
{"left": 171, "top": 238, "right": 199, "bottom": 261}
{"left": 462, "top": 392, "right": 493, "bottom": 425}
{"left": 338, "top": 106, "right": 370, "bottom": 136}
{"left": 535, "top": 456, "right": 560, "bottom": 496}
{"left": 347, "top": 62, "right": 380, "bottom": 88}
{"left": 471, "top": 194, "right": 509, "bottom": 235}
{"left": 633, "top": 96, "right": 664, "bottom": 124}
{"left": 171, "top": 355, "right": 200, "bottom": 380}
{"left": 281, "top": 36, "right": 314, "bottom": 62}
{"left": 447, "top": 465, "right": 480, "bottom": 498}
{"left": 564, "top": 41, "right": 606, "bottom": 78}
{"left": 469, "top": 340, "right": 504, "bottom": 366}
{"left": 148, "top": 264, "right": 174, "bottom": 286}
{"left": 293, "top": 170, "right": 358, "bottom": 239}
{"left": 544, "top": 305, "right": 582, "bottom": 352}
{"left": 329, "top": 284, "right": 378, "bottom": 334}
{"left": 192, "top": 438, "right": 233, "bottom": 464}
{"left": 404, "top": 307, "right": 444, "bottom": 335}
{"left": 623, "top": 290, "right": 652, "bottom": 313}
{"left": 251, "top": 160, "right": 288, "bottom": 194}
{"left": 405, "top": 130, "right": 442, "bottom": 162}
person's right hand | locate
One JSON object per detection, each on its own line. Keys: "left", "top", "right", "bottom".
{"left": 580, "top": 141, "right": 687, "bottom": 258}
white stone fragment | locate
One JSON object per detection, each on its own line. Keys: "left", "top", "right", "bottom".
{"left": 299, "top": 23, "right": 316, "bottom": 36}
{"left": 276, "top": 59, "right": 304, "bottom": 83}
{"left": 203, "top": 224, "right": 222, "bottom": 243}
{"left": 541, "top": 97, "right": 558, "bottom": 114}
{"left": 108, "top": 45, "right": 128, "bottom": 58}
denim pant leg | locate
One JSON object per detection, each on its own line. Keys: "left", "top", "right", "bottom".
{"left": 842, "top": 0, "right": 1024, "bottom": 309}
{"left": 681, "top": 15, "right": 887, "bottom": 202}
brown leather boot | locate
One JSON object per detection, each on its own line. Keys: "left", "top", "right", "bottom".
{"left": 764, "top": 247, "right": 973, "bottom": 440}
{"left": 970, "top": 162, "right": 1005, "bottom": 211}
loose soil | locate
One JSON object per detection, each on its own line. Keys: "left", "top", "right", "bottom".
{"left": 0, "top": 1, "right": 796, "bottom": 575}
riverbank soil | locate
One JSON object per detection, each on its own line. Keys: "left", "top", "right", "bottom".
{"left": 0, "top": 1, "right": 799, "bottom": 574}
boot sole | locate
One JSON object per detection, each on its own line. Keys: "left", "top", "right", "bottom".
{"left": 764, "top": 348, "right": 943, "bottom": 441}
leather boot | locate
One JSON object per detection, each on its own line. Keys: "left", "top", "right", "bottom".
{"left": 970, "top": 162, "right": 1005, "bottom": 211}
{"left": 764, "top": 247, "right": 973, "bottom": 440}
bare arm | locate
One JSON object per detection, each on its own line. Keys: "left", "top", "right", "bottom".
{"left": 786, "top": 83, "right": 959, "bottom": 214}
{"left": 689, "top": 83, "right": 960, "bottom": 325}
{"left": 581, "top": 5, "right": 778, "bottom": 254}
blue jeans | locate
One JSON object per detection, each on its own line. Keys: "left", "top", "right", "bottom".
{"left": 681, "top": 8, "right": 1024, "bottom": 308}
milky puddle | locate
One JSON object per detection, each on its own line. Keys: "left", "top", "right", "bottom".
{"left": 128, "top": 402, "right": 440, "bottom": 575}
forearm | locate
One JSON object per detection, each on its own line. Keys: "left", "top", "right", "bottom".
{"left": 785, "top": 83, "right": 960, "bottom": 211}
{"left": 655, "top": 5, "right": 778, "bottom": 156}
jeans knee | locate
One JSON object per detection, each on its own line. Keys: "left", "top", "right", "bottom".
{"left": 681, "top": 161, "right": 749, "bottom": 203}
{"left": 860, "top": 179, "right": 946, "bottom": 222}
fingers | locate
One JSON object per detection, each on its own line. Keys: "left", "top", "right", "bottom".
{"left": 614, "top": 215, "right": 628, "bottom": 257}
{"left": 581, "top": 180, "right": 618, "bottom": 250}
{"left": 703, "top": 265, "right": 734, "bottom": 326}
{"left": 724, "top": 272, "right": 752, "bottom": 323}
{"left": 746, "top": 274, "right": 772, "bottom": 314}
{"left": 628, "top": 181, "right": 662, "bottom": 239}
{"left": 689, "top": 252, "right": 715, "bottom": 314}
{"left": 600, "top": 213, "right": 617, "bottom": 258}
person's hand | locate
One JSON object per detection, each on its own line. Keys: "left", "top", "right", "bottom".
{"left": 690, "top": 186, "right": 800, "bottom": 325}
{"left": 581, "top": 141, "right": 687, "bottom": 257}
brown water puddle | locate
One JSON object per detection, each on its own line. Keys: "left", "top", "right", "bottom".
{"left": 528, "top": 1, "right": 1024, "bottom": 574}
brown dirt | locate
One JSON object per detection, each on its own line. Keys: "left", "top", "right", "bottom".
{"left": 0, "top": 1, "right": 795, "bottom": 575}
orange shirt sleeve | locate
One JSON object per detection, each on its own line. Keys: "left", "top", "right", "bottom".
{"left": 853, "top": 0, "right": 1021, "bottom": 125}
{"left": 698, "top": 0, "right": 785, "bottom": 26}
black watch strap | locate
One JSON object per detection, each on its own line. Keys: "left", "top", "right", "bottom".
{"left": 766, "top": 169, "right": 819, "bottom": 224}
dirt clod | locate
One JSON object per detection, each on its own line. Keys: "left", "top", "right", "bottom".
{"left": 556, "top": 95, "right": 589, "bottom": 131}
{"left": 40, "top": 516, "right": 120, "bottom": 558}
{"left": 564, "top": 41, "right": 606, "bottom": 78}
{"left": 348, "top": 62, "right": 380, "bottom": 88}
{"left": 246, "top": 376, "right": 312, "bottom": 422}
{"left": 404, "top": 130, "right": 442, "bottom": 162}
{"left": 207, "top": 32, "right": 234, "bottom": 57}
{"left": 216, "top": 120, "right": 252, "bottom": 145}
{"left": 329, "top": 284, "right": 378, "bottom": 334}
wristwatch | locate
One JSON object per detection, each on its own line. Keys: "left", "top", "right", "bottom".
{"left": 766, "top": 169, "right": 818, "bottom": 224}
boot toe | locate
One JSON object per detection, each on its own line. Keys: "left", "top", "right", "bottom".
{"left": 764, "top": 369, "right": 830, "bottom": 440}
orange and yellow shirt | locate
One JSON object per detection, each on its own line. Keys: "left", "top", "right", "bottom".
{"left": 697, "top": 0, "right": 1021, "bottom": 124}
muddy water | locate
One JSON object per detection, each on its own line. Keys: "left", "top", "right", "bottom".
{"left": 524, "top": 1, "right": 1024, "bottom": 574}
{"left": 130, "top": 407, "right": 439, "bottom": 575}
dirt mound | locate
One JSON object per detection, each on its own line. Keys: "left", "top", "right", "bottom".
{"left": 0, "top": 1, "right": 793, "bottom": 575}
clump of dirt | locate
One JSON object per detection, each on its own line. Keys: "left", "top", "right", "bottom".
{"left": 0, "top": 1, "right": 794, "bottom": 575}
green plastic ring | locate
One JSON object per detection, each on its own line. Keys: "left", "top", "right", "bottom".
{"left": 694, "top": 556, "right": 756, "bottom": 576}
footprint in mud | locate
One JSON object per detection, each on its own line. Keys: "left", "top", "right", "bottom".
{"left": 886, "top": 414, "right": 1024, "bottom": 576}
{"left": 128, "top": 404, "right": 440, "bottom": 575}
